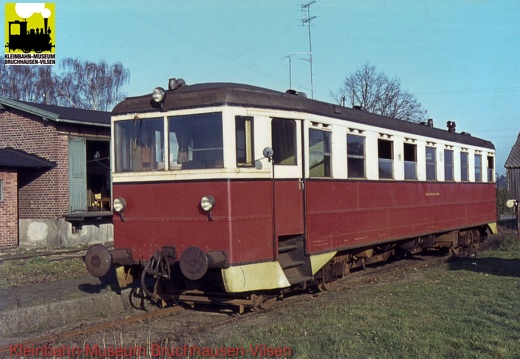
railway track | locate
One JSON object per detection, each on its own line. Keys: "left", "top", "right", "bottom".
{"left": 0, "top": 251, "right": 451, "bottom": 357}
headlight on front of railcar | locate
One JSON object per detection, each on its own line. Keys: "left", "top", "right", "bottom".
{"left": 113, "top": 197, "right": 127, "bottom": 213}
{"left": 200, "top": 195, "right": 215, "bottom": 212}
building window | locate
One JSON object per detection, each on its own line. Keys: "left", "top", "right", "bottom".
{"left": 487, "top": 156, "right": 494, "bottom": 182}
{"left": 378, "top": 139, "right": 393, "bottom": 179}
{"left": 309, "top": 128, "right": 332, "bottom": 177}
{"left": 460, "top": 152, "right": 469, "bottom": 182}
{"left": 426, "top": 147, "right": 436, "bottom": 181}
{"left": 404, "top": 143, "right": 417, "bottom": 180}
{"left": 236, "top": 116, "right": 254, "bottom": 167}
{"left": 0, "top": 179, "right": 3, "bottom": 201}
{"left": 347, "top": 134, "right": 365, "bottom": 178}
{"left": 272, "top": 119, "right": 296, "bottom": 165}
{"left": 475, "top": 154, "right": 482, "bottom": 182}
{"left": 444, "top": 149, "right": 454, "bottom": 181}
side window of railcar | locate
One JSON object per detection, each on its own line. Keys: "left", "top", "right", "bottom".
{"left": 426, "top": 147, "right": 436, "bottom": 181}
{"left": 487, "top": 155, "right": 494, "bottom": 182}
{"left": 444, "top": 149, "right": 454, "bottom": 181}
{"left": 115, "top": 117, "right": 164, "bottom": 172}
{"left": 378, "top": 139, "right": 393, "bottom": 179}
{"left": 460, "top": 152, "right": 469, "bottom": 182}
{"left": 236, "top": 116, "right": 254, "bottom": 167}
{"left": 309, "top": 128, "right": 332, "bottom": 177}
{"left": 474, "top": 154, "right": 482, "bottom": 182}
{"left": 168, "top": 113, "right": 223, "bottom": 170}
{"left": 271, "top": 119, "right": 296, "bottom": 165}
{"left": 404, "top": 143, "right": 417, "bottom": 180}
{"left": 347, "top": 134, "right": 365, "bottom": 178}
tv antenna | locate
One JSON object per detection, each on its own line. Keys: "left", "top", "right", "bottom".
{"left": 282, "top": 52, "right": 311, "bottom": 90}
{"left": 301, "top": 1, "right": 316, "bottom": 98}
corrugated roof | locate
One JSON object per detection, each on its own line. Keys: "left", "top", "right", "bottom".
{"left": 505, "top": 132, "right": 520, "bottom": 168}
{"left": 0, "top": 147, "right": 56, "bottom": 168}
{"left": 0, "top": 97, "right": 110, "bottom": 127}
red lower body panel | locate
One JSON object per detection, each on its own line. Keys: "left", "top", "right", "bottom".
{"left": 113, "top": 179, "right": 496, "bottom": 264}
{"left": 113, "top": 180, "right": 273, "bottom": 264}
{"left": 305, "top": 181, "right": 496, "bottom": 253}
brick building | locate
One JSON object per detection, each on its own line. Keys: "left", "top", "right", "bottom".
{"left": 0, "top": 97, "right": 113, "bottom": 248}
{"left": 0, "top": 148, "right": 56, "bottom": 247}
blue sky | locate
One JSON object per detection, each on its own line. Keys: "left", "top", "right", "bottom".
{"left": 3, "top": 1, "right": 519, "bottom": 174}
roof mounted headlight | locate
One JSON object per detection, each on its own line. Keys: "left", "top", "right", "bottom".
{"left": 152, "top": 87, "right": 166, "bottom": 103}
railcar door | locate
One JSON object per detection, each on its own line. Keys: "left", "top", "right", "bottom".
{"left": 270, "top": 118, "right": 305, "bottom": 242}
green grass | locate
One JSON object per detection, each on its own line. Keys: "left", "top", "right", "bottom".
{"left": 0, "top": 257, "right": 88, "bottom": 288}
{"left": 199, "top": 233, "right": 520, "bottom": 359}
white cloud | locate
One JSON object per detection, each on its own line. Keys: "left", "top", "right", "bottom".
{"left": 15, "top": 3, "right": 52, "bottom": 19}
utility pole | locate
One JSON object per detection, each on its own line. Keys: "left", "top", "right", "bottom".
{"left": 301, "top": 1, "right": 316, "bottom": 99}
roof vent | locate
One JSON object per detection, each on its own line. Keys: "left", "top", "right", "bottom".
{"left": 447, "top": 121, "right": 456, "bottom": 133}
{"left": 285, "top": 89, "right": 307, "bottom": 98}
{"left": 420, "top": 119, "right": 434, "bottom": 127}
{"left": 168, "top": 78, "right": 186, "bottom": 91}
{"left": 353, "top": 105, "right": 363, "bottom": 110}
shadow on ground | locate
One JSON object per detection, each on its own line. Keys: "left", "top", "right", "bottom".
{"left": 498, "top": 215, "right": 518, "bottom": 231}
{"left": 78, "top": 265, "right": 122, "bottom": 294}
{"left": 448, "top": 256, "right": 520, "bottom": 278}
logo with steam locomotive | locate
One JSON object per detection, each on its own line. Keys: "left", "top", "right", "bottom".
{"left": 4, "top": 3, "right": 55, "bottom": 58}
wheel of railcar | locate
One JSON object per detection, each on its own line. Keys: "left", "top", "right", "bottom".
{"left": 471, "top": 230, "right": 480, "bottom": 250}
{"left": 253, "top": 295, "right": 276, "bottom": 310}
{"left": 317, "top": 281, "right": 334, "bottom": 292}
{"left": 449, "top": 246, "right": 460, "bottom": 256}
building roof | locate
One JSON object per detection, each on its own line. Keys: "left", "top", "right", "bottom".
{"left": 0, "top": 97, "right": 110, "bottom": 127}
{"left": 0, "top": 147, "right": 56, "bottom": 168}
{"left": 505, "top": 132, "right": 520, "bottom": 168}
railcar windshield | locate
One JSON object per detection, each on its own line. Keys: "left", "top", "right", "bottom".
{"left": 114, "top": 112, "right": 223, "bottom": 172}
{"left": 115, "top": 117, "right": 164, "bottom": 172}
{"left": 168, "top": 113, "right": 223, "bottom": 170}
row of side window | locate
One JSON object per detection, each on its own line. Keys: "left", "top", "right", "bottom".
{"left": 345, "top": 134, "right": 493, "bottom": 182}
{"left": 235, "top": 117, "right": 494, "bottom": 182}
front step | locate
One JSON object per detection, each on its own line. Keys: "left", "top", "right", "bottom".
{"left": 277, "top": 236, "right": 313, "bottom": 285}
{"left": 281, "top": 260, "right": 305, "bottom": 270}
{"left": 278, "top": 244, "right": 298, "bottom": 253}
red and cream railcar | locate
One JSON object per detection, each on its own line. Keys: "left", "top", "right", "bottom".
{"left": 85, "top": 80, "right": 497, "bottom": 308}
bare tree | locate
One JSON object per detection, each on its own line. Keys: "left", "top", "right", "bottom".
{"left": 54, "top": 58, "right": 130, "bottom": 111}
{"left": 0, "top": 57, "right": 129, "bottom": 111}
{"left": 334, "top": 63, "right": 426, "bottom": 122}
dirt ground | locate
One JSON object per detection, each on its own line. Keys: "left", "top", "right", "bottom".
{"left": 0, "top": 272, "right": 104, "bottom": 312}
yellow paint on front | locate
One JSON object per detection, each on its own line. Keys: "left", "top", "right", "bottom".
{"left": 115, "top": 265, "right": 133, "bottom": 288}
{"left": 488, "top": 222, "right": 498, "bottom": 235}
{"left": 221, "top": 262, "right": 291, "bottom": 293}
{"left": 309, "top": 251, "right": 337, "bottom": 274}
